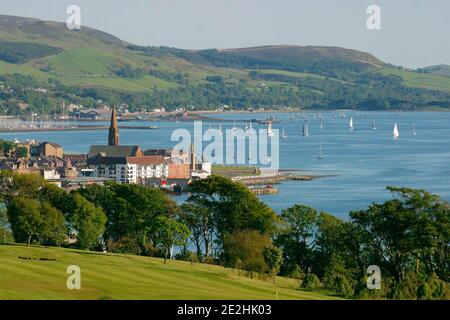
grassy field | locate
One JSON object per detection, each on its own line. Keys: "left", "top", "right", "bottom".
{"left": 380, "top": 68, "right": 450, "bottom": 92}
{"left": 0, "top": 244, "right": 339, "bottom": 300}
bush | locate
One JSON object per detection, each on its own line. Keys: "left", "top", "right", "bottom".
{"left": 222, "top": 230, "right": 271, "bottom": 276}
{"left": 106, "top": 237, "right": 142, "bottom": 255}
{"left": 325, "top": 273, "right": 354, "bottom": 296}
{"left": 417, "top": 283, "right": 433, "bottom": 300}
{"left": 284, "top": 264, "right": 303, "bottom": 279}
{"left": 391, "top": 272, "right": 418, "bottom": 300}
{"left": 301, "top": 273, "right": 321, "bottom": 290}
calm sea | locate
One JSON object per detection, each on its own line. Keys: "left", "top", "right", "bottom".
{"left": 2, "top": 111, "right": 449, "bottom": 219}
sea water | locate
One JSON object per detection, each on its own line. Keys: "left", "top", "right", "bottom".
{"left": 2, "top": 111, "right": 449, "bottom": 218}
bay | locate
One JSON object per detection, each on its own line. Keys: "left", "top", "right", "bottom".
{"left": 1, "top": 111, "right": 449, "bottom": 218}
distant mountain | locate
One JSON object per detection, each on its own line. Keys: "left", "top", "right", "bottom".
{"left": 419, "top": 65, "right": 450, "bottom": 78}
{"left": 0, "top": 15, "right": 449, "bottom": 114}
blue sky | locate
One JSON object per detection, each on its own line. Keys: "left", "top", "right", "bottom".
{"left": 1, "top": 0, "right": 449, "bottom": 68}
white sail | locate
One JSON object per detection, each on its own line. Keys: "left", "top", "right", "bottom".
{"left": 281, "top": 127, "right": 287, "bottom": 138}
{"left": 268, "top": 121, "right": 274, "bottom": 137}
{"left": 303, "top": 122, "right": 309, "bottom": 137}
{"left": 231, "top": 120, "right": 238, "bottom": 136}
{"left": 413, "top": 123, "right": 416, "bottom": 136}
{"left": 372, "top": 120, "right": 377, "bottom": 130}
{"left": 318, "top": 144, "right": 324, "bottom": 159}
{"left": 349, "top": 117, "right": 354, "bottom": 130}
{"left": 393, "top": 123, "right": 400, "bottom": 138}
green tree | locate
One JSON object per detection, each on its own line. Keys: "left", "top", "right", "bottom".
{"left": 301, "top": 273, "right": 321, "bottom": 290}
{"left": 263, "top": 245, "right": 283, "bottom": 284}
{"left": 179, "top": 203, "right": 215, "bottom": 260}
{"left": 77, "top": 183, "right": 176, "bottom": 254}
{"left": 350, "top": 187, "right": 450, "bottom": 283}
{"left": 275, "top": 205, "right": 318, "bottom": 274}
{"left": 0, "top": 171, "right": 45, "bottom": 207}
{"left": 69, "top": 194, "right": 106, "bottom": 250}
{"left": 16, "top": 146, "right": 28, "bottom": 158}
{"left": 0, "top": 206, "right": 13, "bottom": 243}
{"left": 7, "top": 197, "right": 42, "bottom": 245}
{"left": 40, "top": 202, "right": 67, "bottom": 246}
{"left": 187, "top": 176, "right": 278, "bottom": 249}
{"left": 153, "top": 216, "right": 190, "bottom": 263}
{"left": 222, "top": 230, "right": 271, "bottom": 278}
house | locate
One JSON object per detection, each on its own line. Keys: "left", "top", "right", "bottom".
{"left": 31, "top": 142, "right": 64, "bottom": 158}
{"left": 88, "top": 145, "right": 142, "bottom": 160}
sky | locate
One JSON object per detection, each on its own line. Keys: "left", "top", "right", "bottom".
{"left": 1, "top": 0, "right": 449, "bottom": 69}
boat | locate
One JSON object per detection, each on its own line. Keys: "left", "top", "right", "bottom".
{"left": 280, "top": 127, "right": 288, "bottom": 139}
{"left": 349, "top": 117, "right": 354, "bottom": 130}
{"left": 413, "top": 123, "right": 417, "bottom": 136}
{"left": 231, "top": 120, "right": 238, "bottom": 136}
{"left": 318, "top": 144, "right": 325, "bottom": 160}
{"left": 371, "top": 120, "right": 377, "bottom": 130}
{"left": 393, "top": 123, "right": 400, "bottom": 139}
{"left": 219, "top": 124, "right": 223, "bottom": 136}
{"left": 246, "top": 122, "right": 254, "bottom": 136}
{"left": 320, "top": 120, "right": 324, "bottom": 129}
{"left": 302, "top": 121, "right": 310, "bottom": 137}
{"left": 268, "top": 121, "right": 274, "bottom": 137}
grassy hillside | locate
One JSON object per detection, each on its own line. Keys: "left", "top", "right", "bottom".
{"left": 381, "top": 67, "right": 450, "bottom": 92}
{"left": 420, "top": 64, "right": 450, "bottom": 78}
{"left": 0, "top": 244, "right": 339, "bottom": 300}
{"left": 0, "top": 14, "right": 449, "bottom": 112}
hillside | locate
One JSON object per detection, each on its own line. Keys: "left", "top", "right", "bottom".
{"left": 0, "top": 244, "right": 338, "bottom": 300}
{"left": 420, "top": 64, "right": 450, "bottom": 78}
{"left": 0, "top": 15, "right": 450, "bottom": 113}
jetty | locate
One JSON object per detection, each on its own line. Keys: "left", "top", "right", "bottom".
{"left": 249, "top": 186, "right": 279, "bottom": 195}
{"left": 232, "top": 172, "right": 337, "bottom": 185}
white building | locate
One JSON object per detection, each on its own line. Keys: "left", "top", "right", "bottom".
{"left": 90, "top": 155, "right": 168, "bottom": 184}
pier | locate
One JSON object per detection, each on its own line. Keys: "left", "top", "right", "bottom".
{"left": 249, "top": 186, "right": 279, "bottom": 195}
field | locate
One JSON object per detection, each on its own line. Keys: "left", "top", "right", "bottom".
{"left": 380, "top": 68, "right": 450, "bottom": 92}
{"left": 0, "top": 244, "right": 339, "bottom": 300}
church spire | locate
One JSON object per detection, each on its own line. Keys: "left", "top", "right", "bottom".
{"left": 108, "top": 106, "right": 119, "bottom": 146}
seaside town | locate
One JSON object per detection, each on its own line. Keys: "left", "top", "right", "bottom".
{"left": 0, "top": 107, "right": 212, "bottom": 191}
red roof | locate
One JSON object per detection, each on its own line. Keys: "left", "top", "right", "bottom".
{"left": 126, "top": 156, "right": 165, "bottom": 165}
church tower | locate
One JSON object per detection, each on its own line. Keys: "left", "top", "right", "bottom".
{"left": 108, "top": 106, "right": 119, "bottom": 146}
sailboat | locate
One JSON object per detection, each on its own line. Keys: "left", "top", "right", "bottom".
{"left": 280, "top": 127, "right": 288, "bottom": 139}
{"left": 219, "top": 124, "right": 223, "bottom": 136}
{"left": 349, "top": 117, "right": 354, "bottom": 130}
{"left": 231, "top": 120, "right": 238, "bottom": 136}
{"left": 371, "top": 120, "right": 377, "bottom": 130}
{"left": 318, "top": 144, "right": 324, "bottom": 160}
{"left": 413, "top": 123, "right": 417, "bottom": 136}
{"left": 393, "top": 123, "right": 400, "bottom": 139}
{"left": 320, "top": 120, "right": 324, "bottom": 129}
{"left": 268, "top": 121, "right": 274, "bottom": 137}
{"left": 245, "top": 122, "right": 254, "bottom": 136}
{"left": 302, "top": 121, "right": 310, "bottom": 137}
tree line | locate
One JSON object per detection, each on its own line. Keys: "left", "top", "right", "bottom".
{"left": 0, "top": 172, "right": 448, "bottom": 299}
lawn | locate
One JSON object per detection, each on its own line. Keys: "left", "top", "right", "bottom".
{"left": 0, "top": 244, "right": 339, "bottom": 300}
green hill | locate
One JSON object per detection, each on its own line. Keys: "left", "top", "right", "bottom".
{"left": 0, "top": 244, "right": 338, "bottom": 300}
{"left": 0, "top": 14, "right": 449, "bottom": 112}
{"left": 419, "top": 64, "right": 450, "bottom": 78}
